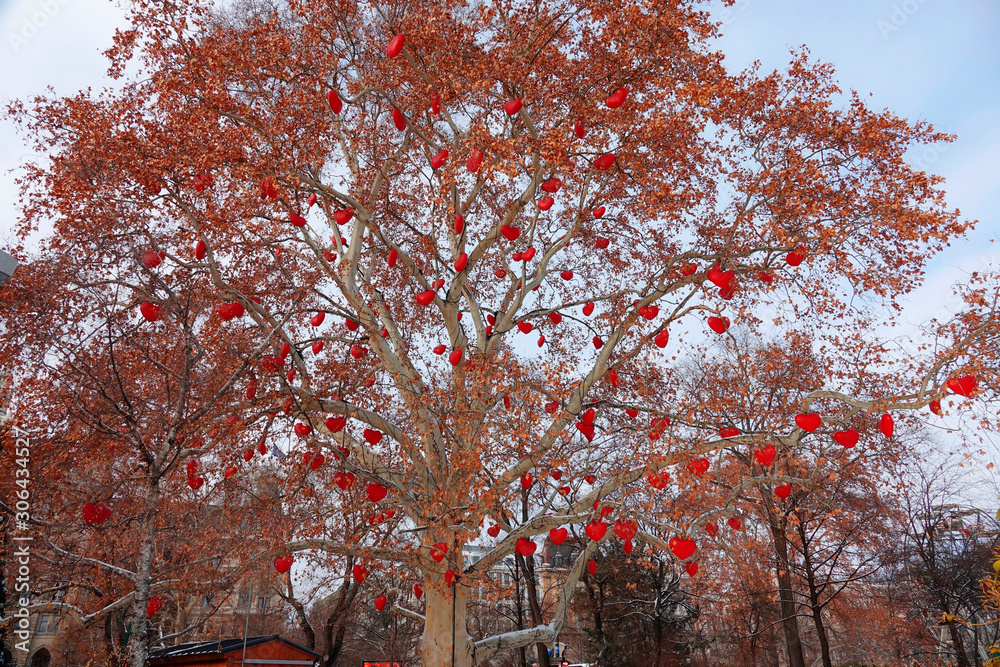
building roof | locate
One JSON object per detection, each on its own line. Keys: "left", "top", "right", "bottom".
{"left": 148, "top": 635, "right": 320, "bottom": 660}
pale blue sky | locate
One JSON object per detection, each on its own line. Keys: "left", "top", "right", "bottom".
{"left": 1, "top": 0, "right": 997, "bottom": 323}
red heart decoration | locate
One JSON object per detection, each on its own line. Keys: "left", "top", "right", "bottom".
{"left": 607, "top": 369, "right": 619, "bottom": 388}
{"left": 549, "top": 312, "right": 563, "bottom": 324}
{"left": 309, "top": 453, "right": 325, "bottom": 470}
{"left": 719, "top": 283, "right": 737, "bottom": 300}
{"left": 516, "top": 538, "right": 537, "bottom": 556}
{"left": 414, "top": 584, "right": 424, "bottom": 599}
{"left": 431, "top": 92, "right": 441, "bottom": 114}
{"left": 454, "top": 253, "right": 468, "bottom": 272}
{"left": 593, "top": 336, "right": 603, "bottom": 349}
{"left": 705, "top": 522, "right": 718, "bottom": 538}
{"left": 605, "top": 87, "right": 628, "bottom": 108}
{"left": 433, "top": 344, "right": 446, "bottom": 355}
{"left": 274, "top": 555, "right": 294, "bottom": 574}
{"left": 647, "top": 472, "right": 668, "bottom": 490}
{"left": 388, "top": 248, "right": 398, "bottom": 267}
{"left": 243, "top": 449, "right": 254, "bottom": 462}
{"left": 719, "top": 427, "right": 740, "bottom": 438}
{"left": 504, "top": 97, "right": 523, "bottom": 115}
{"left": 431, "top": 543, "right": 448, "bottom": 562}
{"left": 224, "top": 466, "right": 237, "bottom": 479}
{"left": 353, "top": 565, "right": 367, "bottom": 583}
{"left": 795, "top": 413, "right": 822, "bottom": 432}
{"left": 521, "top": 247, "right": 536, "bottom": 261}
{"left": 585, "top": 522, "right": 607, "bottom": 541}
{"left": 334, "top": 209, "right": 354, "bottom": 225}
{"left": 140, "top": 302, "right": 161, "bottom": 323}
{"left": 363, "top": 429, "right": 383, "bottom": 445}
{"left": 448, "top": 349, "right": 463, "bottom": 366}
{"left": 685, "top": 561, "right": 698, "bottom": 577}
{"left": 544, "top": 401, "right": 559, "bottom": 414}
{"left": 325, "top": 416, "right": 346, "bottom": 433}
{"left": 588, "top": 559, "right": 597, "bottom": 576}
{"left": 585, "top": 474, "right": 597, "bottom": 484}
{"left": 707, "top": 316, "right": 730, "bottom": 334}
{"left": 686, "top": 458, "right": 710, "bottom": 477}
{"left": 311, "top": 341, "right": 324, "bottom": 354}
{"left": 541, "top": 178, "right": 562, "bottom": 193}
{"left": 727, "top": 516, "right": 743, "bottom": 530}
{"left": 786, "top": 246, "right": 805, "bottom": 266}
{"left": 467, "top": 149, "right": 483, "bottom": 173}
{"left": 947, "top": 375, "right": 978, "bottom": 397}
{"left": 593, "top": 206, "right": 606, "bottom": 218}
{"left": 754, "top": 445, "right": 776, "bottom": 467}
{"left": 366, "top": 483, "right": 387, "bottom": 502}
{"left": 195, "top": 239, "right": 206, "bottom": 260}
{"left": 594, "top": 153, "right": 615, "bottom": 170}
{"left": 706, "top": 267, "right": 735, "bottom": 289}
{"left": 549, "top": 527, "right": 568, "bottom": 545}
{"left": 573, "top": 116, "right": 586, "bottom": 138}
{"left": 600, "top": 506, "right": 613, "bottom": 519}
{"left": 445, "top": 569, "right": 455, "bottom": 586}
{"left": 613, "top": 519, "right": 638, "bottom": 540}
{"left": 386, "top": 33, "right": 405, "bottom": 57}
{"left": 431, "top": 149, "right": 449, "bottom": 169}
{"left": 639, "top": 305, "right": 659, "bottom": 321}
{"left": 187, "top": 477, "right": 204, "bottom": 490}
{"left": 575, "top": 422, "right": 595, "bottom": 442}
{"left": 595, "top": 238, "right": 610, "bottom": 249}
{"left": 334, "top": 472, "right": 355, "bottom": 490}
{"left": 680, "top": 263, "right": 698, "bottom": 276}
{"left": 774, "top": 483, "right": 793, "bottom": 499}
{"left": 258, "top": 441, "right": 267, "bottom": 455}
{"left": 758, "top": 271, "right": 774, "bottom": 284}
{"left": 879, "top": 413, "right": 894, "bottom": 438}
{"left": 623, "top": 539, "right": 633, "bottom": 555}
{"left": 488, "top": 524, "right": 501, "bottom": 537}
{"left": 374, "top": 594, "right": 388, "bottom": 611}
{"left": 521, "top": 473, "right": 533, "bottom": 489}
{"left": 669, "top": 537, "right": 696, "bottom": 560}
{"left": 280, "top": 342, "right": 291, "bottom": 358}
{"left": 833, "top": 430, "right": 859, "bottom": 448}
{"left": 500, "top": 224, "right": 521, "bottom": 241}
{"left": 654, "top": 330, "right": 670, "bottom": 348}
{"left": 582, "top": 302, "right": 595, "bottom": 316}
{"left": 141, "top": 249, "right": 162, "bottom": 269}
{"left": 294, "top": 423, "right": 312, "bottom": 437}
{"left": 517, "top": 321, "right": 534, "bottom": 334}
{"left": 289, "top": 212, "right": 307, "bottom": 227}
{"left": 307, "top": 193, "right": 318, "bottom": 206}
{"left": 416, "top": 290, "right": 435, "bottom": 306}
{"left": 559, "top": 270, "right": 574, "bottom": 281}
{"left": 537, "top": 196, "right": 554, "bottom": 211}
{"left": 392, "top": 108, "right": 406, "bottom": 131}
{"left": 327, "top": 90, "right": 343, "bottom": 114}
{"left": 82, "top": 502, "right": 111, "bottom": 526}
{"left": 930, "top": 399, "right": 942, "bottom": 415}
{"left": 146, "top": 597, "right": 162, "bottom": 618}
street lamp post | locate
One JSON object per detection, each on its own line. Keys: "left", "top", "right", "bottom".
{"left": 0, "top": 250, "right": 17, "bottom": 286}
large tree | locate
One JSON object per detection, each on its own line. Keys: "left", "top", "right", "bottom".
{"left": 3, "top": 0, "right": 998, "bottom": 665}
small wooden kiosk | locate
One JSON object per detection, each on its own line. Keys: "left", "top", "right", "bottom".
{"left": 148, "top": 635, "right": 320, "bottom": 666}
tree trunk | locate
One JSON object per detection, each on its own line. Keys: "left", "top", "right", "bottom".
{"left": 944, "top": 612, "right": 972, "bottom": 667}
{"left": 323, "top": 581, "right": 358, "bottom": 667}
{"left": 419, "top": 574, "right": 472, "bottom": 667}
{"left": 767, "top": 519, "right": 805, "bottom": 667}
{"left": 519, "top": 553, "right": 551, "bottom": 667}
{"left": 796, "top": 523, "right": 832, "bottom": 667}
{"left": 653, "top": 561, "right": 664, "bottom": 667}
{"left": 128, "top": 481, "right": 160, "bottom": 667}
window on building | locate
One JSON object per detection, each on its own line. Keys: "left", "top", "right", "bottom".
{"left": 36, "top": 615, "right": 50, "bottom": 633}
